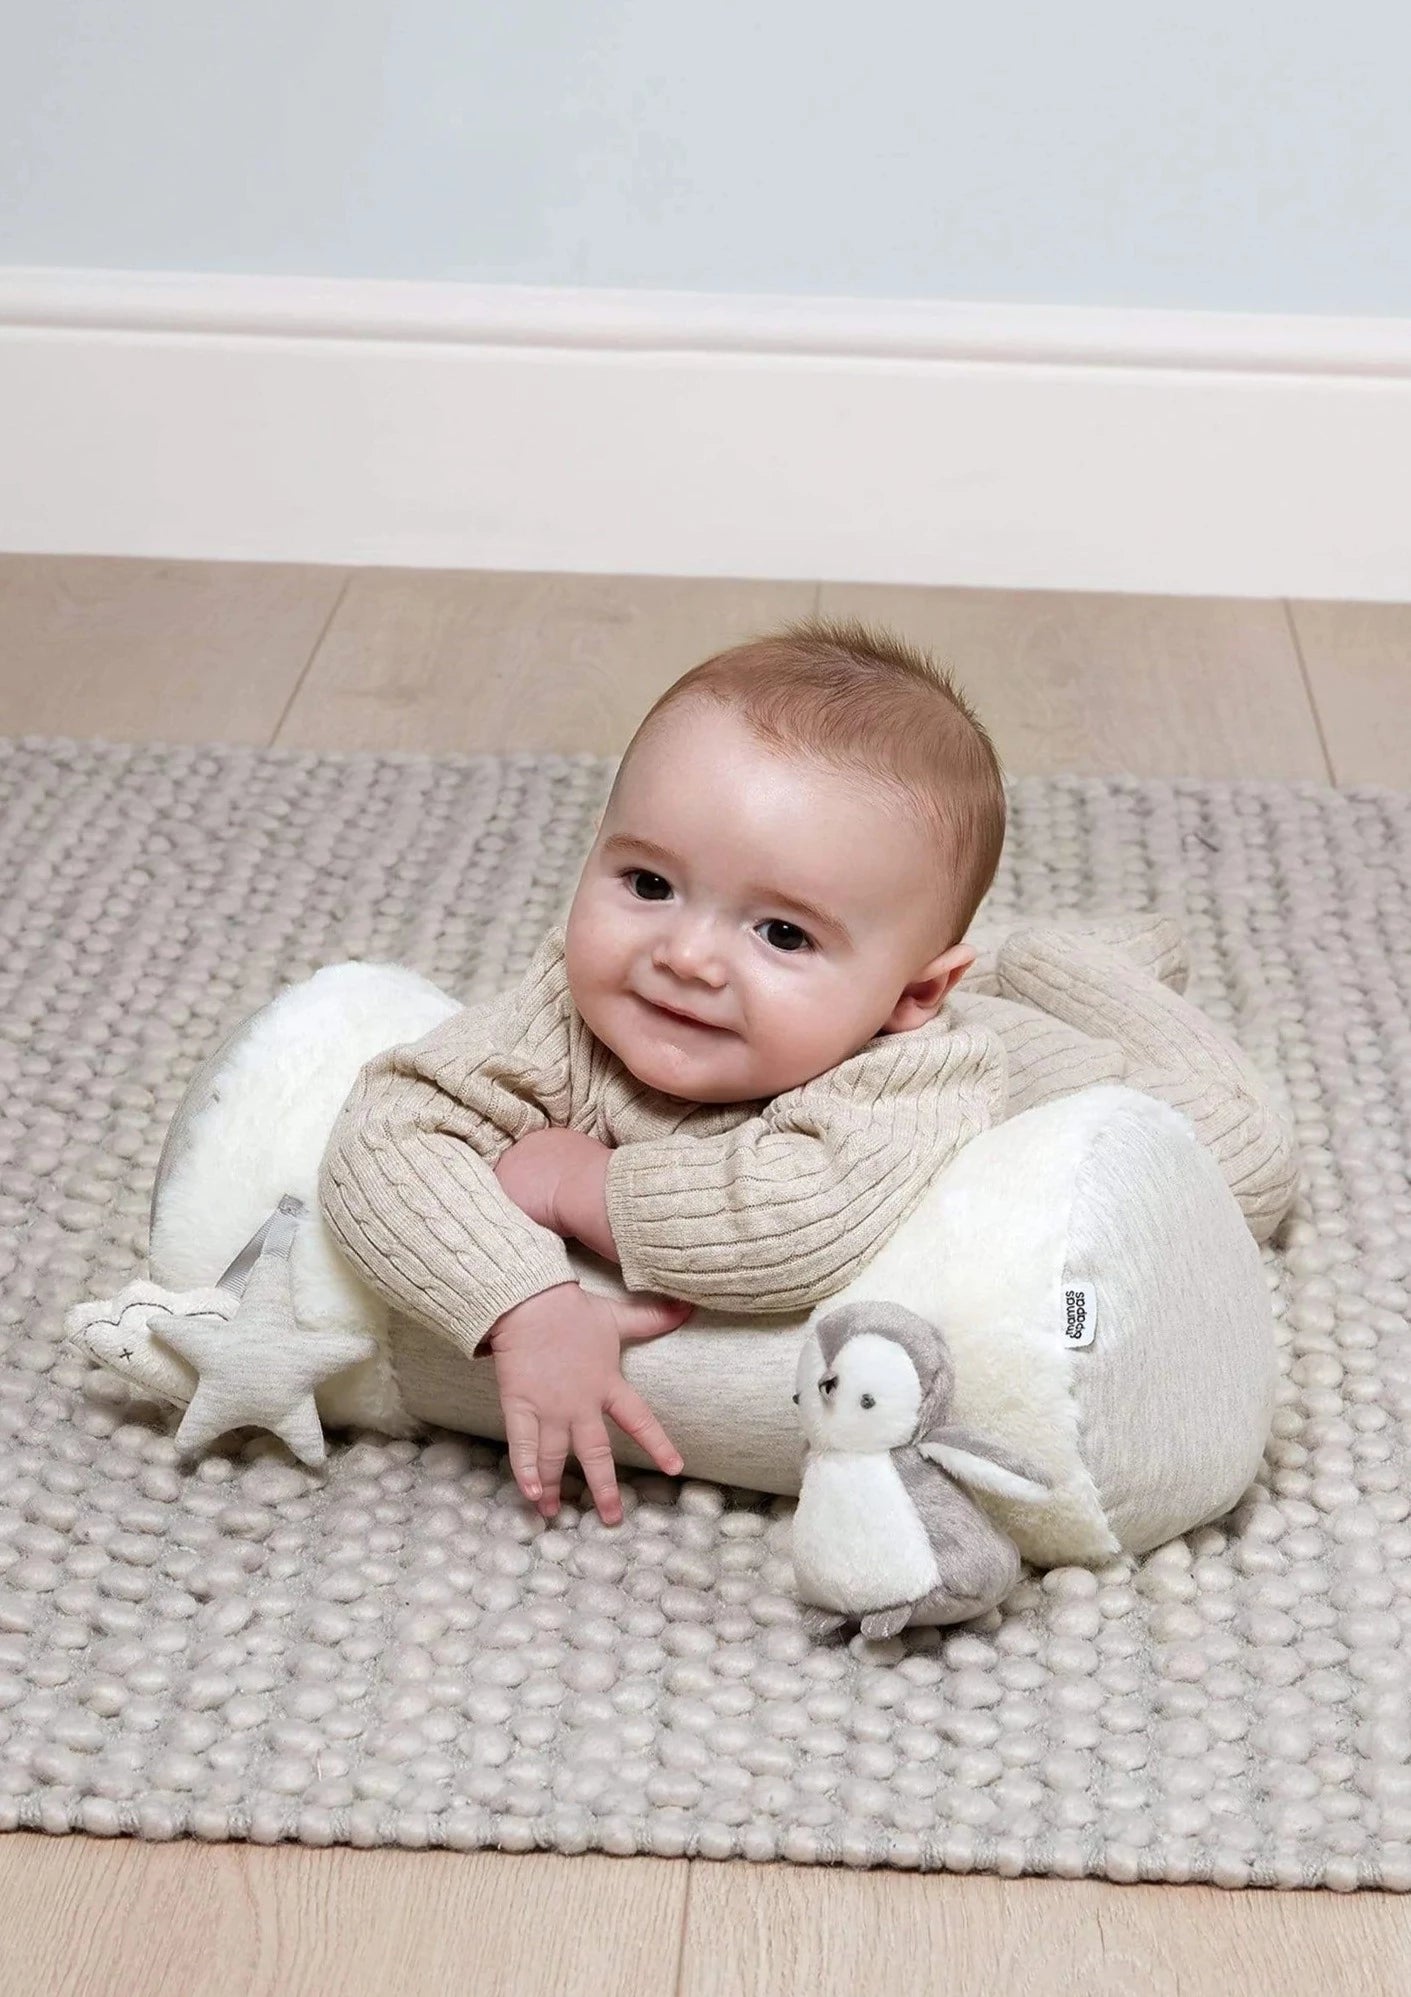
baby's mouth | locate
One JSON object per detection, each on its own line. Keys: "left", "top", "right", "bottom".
{"left": 639, "top": 994, "right": 725, "bottom": 1031}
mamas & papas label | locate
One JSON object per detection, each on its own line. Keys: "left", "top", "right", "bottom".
{"left": 1060, "top": 1281, "right": 1097, "bottom": 1348}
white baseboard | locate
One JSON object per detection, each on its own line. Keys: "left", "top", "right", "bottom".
{"left": 3, "top": 266, "right": 1410, "bottom": 600}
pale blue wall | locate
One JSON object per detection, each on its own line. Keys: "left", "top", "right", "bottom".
{"left": 3, "top": 1, "right": 1408, "bottom": 315}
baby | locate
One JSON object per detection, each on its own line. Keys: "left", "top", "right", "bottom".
{"left": 317, "top": 615, "right": 1010, "bottom": 1528}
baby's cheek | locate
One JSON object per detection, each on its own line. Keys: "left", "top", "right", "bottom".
{"left": 739, "top": 1033, "right": 817, "bottom": 1097}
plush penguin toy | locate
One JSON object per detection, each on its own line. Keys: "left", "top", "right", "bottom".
{"left": 790, "top": 1299, "right": 1056, "bottom": 1640}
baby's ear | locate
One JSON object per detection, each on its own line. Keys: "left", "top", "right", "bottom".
{"left": 923, "top": 938, "right": 977, "bottom": 998}
{"left": 948, "top": 942, "right": 978, "bottom": 986}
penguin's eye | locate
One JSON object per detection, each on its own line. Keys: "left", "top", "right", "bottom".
{"left": 860, "top": 1394, "right": 875, "bottom": 1409}
{"left": 791, "top": 1392, "right": 799, "bottom": 1404}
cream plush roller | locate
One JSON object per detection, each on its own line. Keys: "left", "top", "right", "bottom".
{"left": 65, "top": 951, "right": 1284, "bottom": 1571}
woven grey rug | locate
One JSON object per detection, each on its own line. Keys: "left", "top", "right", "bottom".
{"left": 1, "top": 735, "right": 1408, "bottom": 1891}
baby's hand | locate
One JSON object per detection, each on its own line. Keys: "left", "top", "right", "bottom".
{"left": 494, "top": 1127, "right": 621, "bottom": 1265}
{"left": 488, "top": 1280, "right": 689, "bottom": 1525}
{"left": 496, "top": 1130, "right": 696, "bottom": 1326}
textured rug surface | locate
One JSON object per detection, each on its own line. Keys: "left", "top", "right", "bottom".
{"left": 0, "top": 735, "right": 1408, "bottom": 1890}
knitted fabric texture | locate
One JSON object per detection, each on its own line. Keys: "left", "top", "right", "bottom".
{"left": 3, "top": 736, "right": 1408, "bottom": 1890}
{"left": 317, "top": 922, "right": 1009, "bottom": 1361}
{"left": 318, "top": 914, "right": 1294, "bottom": 1370}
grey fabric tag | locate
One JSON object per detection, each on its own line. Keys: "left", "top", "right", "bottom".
{"left": 216, "top": 1193, "right": 307, "bottom": 1292}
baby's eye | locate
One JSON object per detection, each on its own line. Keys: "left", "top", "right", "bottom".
{"left": 860, "top": 1393, "right": 875, "bottom": 1409}
{"left": 623, "top": 868, "right": 671, "bottom": 902}
{"left": 618, "top": 871, "right": 814, "bottom": 953}
{"left": 759, "top": 919, "right": 812, "bottom": 955}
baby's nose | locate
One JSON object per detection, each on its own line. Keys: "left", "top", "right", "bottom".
{"left": 657, "top": 923, "right": 726, "bottom": 974}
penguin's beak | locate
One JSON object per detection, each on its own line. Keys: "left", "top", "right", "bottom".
{"left": 819, "top": 1374, "right": 838, "bottom": 1398}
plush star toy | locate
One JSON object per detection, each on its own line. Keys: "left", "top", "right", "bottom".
{"left": 63, "top": 1195, "right": 377, "bottom": 1469}
{"left": 67, "top": 1279, "right": 239, "bottom": 1406}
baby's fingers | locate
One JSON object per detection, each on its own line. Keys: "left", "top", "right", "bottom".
{"left": 534, "top": 1424, "right": 571, "bottom": 1521}
{"left": 605, "top": 1381, "right": 685, "bottom": 1482}
{"left": 500, "top": 1396, "right": 543, "bottom": 1507}
{"left": 572, "top": 1421, "right": 624, "bottom": 1527}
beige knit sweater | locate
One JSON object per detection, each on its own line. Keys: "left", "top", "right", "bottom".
{"left": 316, "top": 921, "right": 1010, "bottom": 1363}
{"left": 318, "top": 912, "right": 1301, "bottom": 1367}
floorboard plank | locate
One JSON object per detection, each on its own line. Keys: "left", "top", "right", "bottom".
{"left": 0, "top": 1835, "right": 687, "bottom": 1997}
{"left": 816, "top": 583, "right": 1331, "bottom": 780}
{"left": 681, "top": 1862, "right": 1411, "bottom": 1997}
{"left": 1286, "top": 600, "right": 1411, "bottom": 785}
{"left": 273, "top": 569, "right": 818, "bottom": 753}
{"left": 0, "top": 555, "right": 347, "bottom": 749}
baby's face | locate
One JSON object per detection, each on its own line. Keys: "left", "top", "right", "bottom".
{"left": 563, "top": 702, "right": 976, "bottom": 1103}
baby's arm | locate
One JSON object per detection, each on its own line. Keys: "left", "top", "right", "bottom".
{"left": 317, "top": 992, "right": 581, "bottom": 1361}
{"left": 492, "top": 1127, "right": 622, "bottom": 1263}
{"left": 595, "top": 1022, "right": 1009, "bottom": 1314}
{"left": 993, "top": 924, "right": 1300, "bottom": 1243}
{"left": 320, "top": 1015, "right": 692, "bottom": 1524}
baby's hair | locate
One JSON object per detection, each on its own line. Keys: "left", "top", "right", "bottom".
{"left": 613, "top": 614, "right": 1007, "bottom": 949}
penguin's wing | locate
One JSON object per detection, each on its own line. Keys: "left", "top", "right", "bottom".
{"left": 916, "top": 1423, "right": 1053, "bottom": 1504}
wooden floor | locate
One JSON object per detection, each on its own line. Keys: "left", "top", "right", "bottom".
{"left": 1, "top": 554, "right": 1408, "bottom": 782}
{"left": 1, "top": 555, "right": 1408, "bottom": 1997}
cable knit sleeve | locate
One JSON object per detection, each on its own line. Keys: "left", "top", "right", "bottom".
{"left": 317, "top": 981, "right": 576, "bottom": 1364}
{"left": 601, "top": 1019, "right": 1009, "bottom": 1313}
